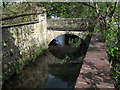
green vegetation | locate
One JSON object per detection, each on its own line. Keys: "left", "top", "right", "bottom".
{"left": 1, "top": 2, "right": 120, "bottom": 88}
{"left": 2, "top": 2, "right": 47, "bottom": 83}
{"left": 110, "top": 64, "right": 120, "bottom": 88}
{"left": 43, "top": 2, "right": 84, "bottom": 18}
{"left": 43, "top": 2, "right": 120, "bottom": 88}
{"left": 2, "top": 2, "right": 42, "bottom": 25}
{"left": 93, "top": 3, "right": 120, "bottom": 88}
{"left": 61, "top": 37, "right": 83, "bottom": 64}
{"left": 61, "top": 55, "right": 71, "bottom": 64}
{"left": 68, "top": 38, "right": 81, "bottom": 49}
{"left": 2, "top": 47, "right": 47, "bottom": 83}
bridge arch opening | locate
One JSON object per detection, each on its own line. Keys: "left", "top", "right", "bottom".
{"left": 48, "top": 34, "right": 84, "bottom": 60}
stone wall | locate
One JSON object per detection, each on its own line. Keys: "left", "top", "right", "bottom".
{"left": 46, "top": 18, "right": 89, "bottom": 44}
{"left": 46, "top": 30, "right": 88, "bottom": 44}
{"left": 2, "top": 13, "right": 48, "bottom": 81}
{"left": 2, "top": 13, "right": 89, "bottom": 82}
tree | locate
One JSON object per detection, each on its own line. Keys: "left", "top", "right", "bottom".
{"left": 43, "top": 2, "right": 120, "bottom": 88}
{"left": 2, "top": 2, "right": 120, "bottom": 88}
{"left": 82, "top": 2, "right": 120, "bottom": 88}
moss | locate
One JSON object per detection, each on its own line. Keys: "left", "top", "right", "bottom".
{"left": 2, "top": 47, "right": 47, "bottom": 84}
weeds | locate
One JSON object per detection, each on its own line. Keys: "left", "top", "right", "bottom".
{"left": 110, "top": 64, "right": 120, "bottom": 88}
{"left": 2, "top": 47, "right": 47, "bottom": 83}
{"left": 61, "top": 55, "right": 71, "bottom": 64}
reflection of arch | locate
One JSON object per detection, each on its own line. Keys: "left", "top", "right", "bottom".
{"left": 49, "top": 34, "right": 80, "bottom": 46}
{"left": 48, "top": 34, "right": 84, "bottom": 59}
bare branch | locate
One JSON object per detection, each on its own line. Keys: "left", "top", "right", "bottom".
{"left": 0, "top": 3, "right": 62, "bottom": 21}
{"left": 2, "top": 21, "right": 39, "bottom": 29}
{"left": 81, "top": 2, "right": 95, "bottom": 9}
{"left": 109, "top": 1, "right": 119, "bottom": 18}
{"left": 1, "top": 11, "right": 43, "bottom": 21}
{"left": 94, "top": 2, "right": 102, "bottom": 22}
{"left": 94, "top": 3, "right": 106, "bottom": 21}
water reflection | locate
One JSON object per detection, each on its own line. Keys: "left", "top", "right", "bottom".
{"left": 49, "top": 34, "right": 83, "bottom": 59}
{"left": 3, "top": 51, "right": 83, "bottom": 89}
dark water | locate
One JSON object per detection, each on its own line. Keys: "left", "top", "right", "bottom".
{"left": 49, "top": 34, "right": 84, "bottom": 59}
{"left": 3, "top": 34, "right": 92, "bottom": 89}
{"left": 3, "top": 51, "right": 83, "bottom": 89}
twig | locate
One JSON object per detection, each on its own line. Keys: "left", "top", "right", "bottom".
{"left": 81, "top": 2, "right": 95, "bottom": 9}
{"left": 2, "top": 21, "right": 39, "bottom": 29}
{"left": 0, "top": 3, "right": 62, "bottom": 21}
{"left": 109, "top": 1, "right": 119, "bottom": 18}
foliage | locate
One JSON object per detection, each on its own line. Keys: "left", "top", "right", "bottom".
{"left": 2, "top": 2, "right": 41, "bottom": 25}
{"left": 110, "top": 64, "right": 120, "bottom": 88}
{"left": 2, "top": 47, "right": 47, "bottom": 83}
{"left": 43, "top": 2, "right": 88, "bottom": 18}
{"left": 68, "top": 38, "right": 81, "bottom": 49}
{"left": 60, "top": 37, "right": 84, "bottom": 64}
{"left": 93, "top": 2, "right": 120, "bottom": 88}
{"left": 44, "top": 2, "right": 119, "bottom": 88}
{"left": 2, "top": 1, "right": 120, "bottom": 88}
{"left": 94, "top": 3, "right": 120, "bottom": 62}
{"left": 61, "top": 55, "right": 71, "bottom": 64}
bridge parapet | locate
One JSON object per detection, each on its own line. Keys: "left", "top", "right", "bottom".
{"left": 46, "top": 18, "right": 94, "bottom": 45}
{"left": 47, "top": 18, "right": 92, "bottom": 30}
{"left": 2, "top": 11, "right": 94, "bottom": 82}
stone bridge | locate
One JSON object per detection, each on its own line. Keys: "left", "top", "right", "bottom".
{"left": 2, "top": 13, "right": 92, "bottom": 81}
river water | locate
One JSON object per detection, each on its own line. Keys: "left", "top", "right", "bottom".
{"left": 3, "top": 51, "right": 83, "bottom": 89}
{"left": 3, "top": 34, "right": 91, "bottom": 89}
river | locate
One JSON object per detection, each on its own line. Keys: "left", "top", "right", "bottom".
{"left": 3, "top": 50, "right": 83, "bottom": 89}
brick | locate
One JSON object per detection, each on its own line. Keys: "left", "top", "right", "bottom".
{"left": 75, "top": 33, "right": 114, "bottom": 89}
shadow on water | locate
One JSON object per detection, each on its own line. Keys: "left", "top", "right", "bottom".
{"left": 3, "top": 51, "right": 83, "bottom": 89}
{"left": 3, "top": 33, "right": 92, "bottom": 89}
